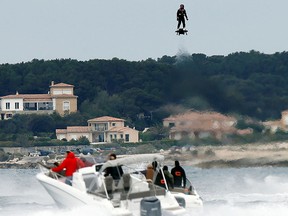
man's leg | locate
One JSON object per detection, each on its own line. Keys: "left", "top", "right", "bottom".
{"left": 182, "top": 18, "right": 186, "bottom": 29}
{"left": 65, "top": 176, "right": 72, "bottom": 186}
{"left": 177, "top": 19, "right": 181, "bottom": 29}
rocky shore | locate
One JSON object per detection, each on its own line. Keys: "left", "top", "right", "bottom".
{"left": 0, "top": 156, "right": 48, "bottom": 169}
{"left": 1, "top": 142, "right": 288, "bottom": 169}
{"left": 164, "top": 142, "right": 288, "bottom": 168}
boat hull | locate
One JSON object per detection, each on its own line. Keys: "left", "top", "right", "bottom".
{"left": 37, "top": 173, "right": 132, "bottom": 216}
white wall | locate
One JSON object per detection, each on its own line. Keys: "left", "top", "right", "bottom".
{"left": 1, "top": 98, "right": 23, "bottom": 111}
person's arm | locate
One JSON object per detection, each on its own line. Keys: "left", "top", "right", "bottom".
{"left": 52, "top": 160, "right": 66, "bottom": 173}
{"left": 77, "top": 158, "right": 85, "bottom": 168}
{"left": 119, "top": 166, "right": 124, "bottom": 176}
{"left": 169, "top": 174, "right": 174, "bottom": 188}
{"left": 104, "top": 167, "right": 110, "bottom": 177}
{"left": 182, "top": 168, "right": 187, "bottom": 187}
{"left": 171, "top": 168, "right": 175, "bottom": 176}
{"left": 176, "top": 10, "right": 179, "bottom": 20}
{"left": 184, "top": 10, "right": 188, "bottom": 20}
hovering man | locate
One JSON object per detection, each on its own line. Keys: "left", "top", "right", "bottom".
{"left": 177, "top": 4, "right": 188, "bottom": 29}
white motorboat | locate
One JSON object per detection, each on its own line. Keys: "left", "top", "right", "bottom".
{"left": 37, "top": 154, "right": 202, "bottom": 215}
{"left": 37, "top": 154, "right": 186, "bottom": 215}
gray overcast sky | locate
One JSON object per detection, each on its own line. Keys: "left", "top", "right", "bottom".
{"left": 0, "top": 0, "right": 288, "bottom": 64}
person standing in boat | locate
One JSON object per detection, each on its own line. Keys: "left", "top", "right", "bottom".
{"left": 104, "top": 153, "right": 123, "bottom": 180}
{"left": 155, "top": 165, "right": 174, "bottom": 189}
{"left": 51, "top": 151, "right": 84, "bottom": 185}
{"left": 171, "top": 160, "right": 187, "bottom": 188}
{"left": 145, "top": 164, "right": 154, "bottom": 182}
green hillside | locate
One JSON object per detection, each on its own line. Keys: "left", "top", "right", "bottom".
{"left": 1, "top": 50, "right": 288, "bottom": 143}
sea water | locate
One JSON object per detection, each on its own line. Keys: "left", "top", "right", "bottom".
{"left": 1, "top": 166, "right": 288, "bottom": 216}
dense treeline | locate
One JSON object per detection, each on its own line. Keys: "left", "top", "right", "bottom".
{"left": 1, "top": 50, "right": 288, "bottom": 140}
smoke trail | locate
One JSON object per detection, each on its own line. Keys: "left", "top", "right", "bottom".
{"left": 175, "top": 47, "right": 190, "bottom": 64}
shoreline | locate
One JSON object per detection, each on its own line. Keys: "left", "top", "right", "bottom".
{"left": 164, "top": 142, "right": 288, "bottom": 168}
{"left": 1, "top": 142, "right": 288, "bottom": 169}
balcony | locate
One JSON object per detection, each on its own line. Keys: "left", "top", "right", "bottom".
{"left": 92, "top": 123, "right": 108, "bottom": 132}
{"left": 24, "top": 102, "right": 53, "bottom": 111}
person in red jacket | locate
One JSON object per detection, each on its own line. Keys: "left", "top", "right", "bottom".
{"left": 51, "top": 151, "right": 84, "bottom": 185}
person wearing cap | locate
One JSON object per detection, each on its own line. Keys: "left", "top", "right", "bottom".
{"left": 177, "top": 4, "right": 188, "bottom": 29}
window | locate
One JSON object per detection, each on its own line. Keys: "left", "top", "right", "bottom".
{"left": 125, "top": 134, "right": 129, "bottom": 142}
{"left": 120, "top": 134, "right": 123, "bottom": 139}
{"left": 63, "top": 101, "right": 70, "bottom": 111}
{"left": 6, "top": 103, "right": 10, "bottom": 110}
{"left": 169, "top": 122, "right": 175, "bottom": 127}
{"left": 110, "top": 134, "right": 113, "bottom": 140}
{"left": 114, "top": 134, "right": 117, "bottom": 139}
{"left": 24, "top": 102, "right": 37, "bottom": 110}
{"left": 15, "top": 102, "right": 19, "bottom": 109}
{"left": 38, "top": 102, "right": 53, "bottom": 110}
{"left": 95, "top": 123, "right": 108, "bottom": 131}
{"left": 112, "top": 123, "right": 116, "bottom": 126}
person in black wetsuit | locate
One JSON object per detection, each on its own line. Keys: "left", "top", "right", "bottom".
{"left": 177, "top": 4, "right": 188, "bottom": 29}
{"left": 171, "top": 160, "right": 186, "bottom": 188}
{"left": 154, "top": 166, "right": 174, "bottom": 189}
{"left": 104, "top": 153, "right": 123, "bottom": 180}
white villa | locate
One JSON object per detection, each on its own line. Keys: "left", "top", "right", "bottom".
{"left": 0, "top": 81, "right": 78, "bottom": 120}
{"left": 56, "top": 116, "right": 139, "bottom": 144}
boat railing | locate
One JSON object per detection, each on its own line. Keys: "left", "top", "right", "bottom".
{"left": 82, "top": 172, "right": 99, "bottom": 193}
{"left": 93, "top": 169, "right": 166, "bottom": 202}
{"left": 186, "top": 178, "right": 197, "bottom": 195}
{"left": 37, "top": 162, "right": 66, "bottom": 180}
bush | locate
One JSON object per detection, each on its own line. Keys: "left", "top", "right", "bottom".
{"left": 204, "top": 149, "right": 216, "bottom": 156}
{"left": 0, "top": 149, "right": 9, "bottom": 161}
{"left": 191, "top": 149, "right": 198, "bottom": 156}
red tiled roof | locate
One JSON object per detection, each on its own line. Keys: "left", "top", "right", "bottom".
{"left": 88, "top": 116, "right": 125, "bottom": 122}
{"left": 163, "top": 111, "right": 235, "bottom": 122}
{"left": 108, "top": 126, "right": 138, "bottom": 132}
{"left": 56, "top": 129, "right": 67, "bottom": 134}
{"left": 50, "top": 83, "right": 74, "bottom": 88}
{"left": 1, "top": 94, "right": 52, "bottom": 101}
{"left": 66, "top": 126, "right": 89, "bottom": 133}
{"left": 56, "top": 126, "right": 89, "bottom": 134}
{"left": 164, "top": 111, "right": 236, "bottom": 133}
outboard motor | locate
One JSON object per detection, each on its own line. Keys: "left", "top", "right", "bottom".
{"left": 175, "top": 196, "right": 186, "bottom": 208}
{"left": 140, "top": 197, "right": 161, "bottom": 216}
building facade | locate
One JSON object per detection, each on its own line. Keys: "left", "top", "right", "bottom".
{"left": 163, "top": 111, "right": 238, "bottom": 140}
{"left": 0, "top": 81, "right": 77, "bottom": 120}
{"left": 56, "top": 116, "right": 139, "bottom": 144}
{"left": 263, "top": 110, "right": 288, "bottom": 133}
